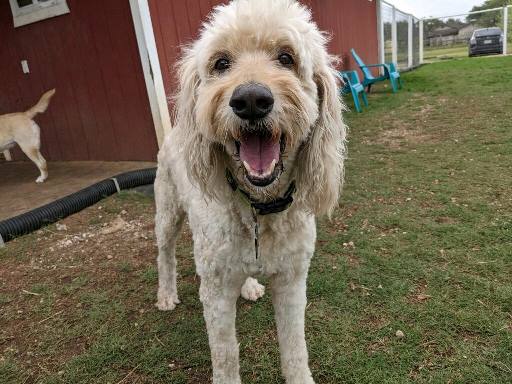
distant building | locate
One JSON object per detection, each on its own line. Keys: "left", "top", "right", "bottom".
{"left": 431, "top": 26, "right": 460, "bottom": 37}
{"left": 458, "top": 24, "right": 479, "bottom": 39}
{"left": 427, "top": 24, "right": 479, "bottom": 47}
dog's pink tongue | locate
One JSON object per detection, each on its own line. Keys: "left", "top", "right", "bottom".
{"left": 239, "top": 134, "right": 280, "bottom": 175}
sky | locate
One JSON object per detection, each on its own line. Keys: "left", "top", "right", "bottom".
{"left": 386, "top": 0, "right": 486, "bottom": 19}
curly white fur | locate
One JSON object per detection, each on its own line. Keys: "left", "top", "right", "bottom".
{"left": 154, "top": 1, "right": 346, "bottom": 382}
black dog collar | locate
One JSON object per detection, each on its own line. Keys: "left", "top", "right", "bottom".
{"left": 225, "top": 169, "right": 296, "bottom": 216}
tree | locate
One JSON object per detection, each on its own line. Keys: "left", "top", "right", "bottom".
{"left": 423, "top": 18, "right": 465, "bottom": 39}
{"left": 468, "top": 0, "right": 512, "bottom": 27}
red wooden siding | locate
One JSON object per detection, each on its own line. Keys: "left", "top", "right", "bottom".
{"left": 149, "top": 0, "right": 229, "bottom": 102}
{"left": 149, "top": 0, "right": 378, "bottom": 102}
{"left": 307, "top": 0, "right": 379, "bottom": 71}
{"left": 0, "top": 0, "right": 158, "bottom": 161}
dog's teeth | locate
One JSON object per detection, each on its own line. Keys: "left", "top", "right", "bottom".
{"left": 262, "top": 159, "right": 277, "bottom": 178}
{"left": 243, "top": 161, "right": 255, "bottom": 175}
{"left": 244, "top": 159, "right": 276, "bottom": 178}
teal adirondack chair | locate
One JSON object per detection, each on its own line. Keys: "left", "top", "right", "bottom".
{"left": 351, "top": 48, "right": 402, "bottom": 93}
{"left": 340, "top": 70, "right": 368, "bottom": 113}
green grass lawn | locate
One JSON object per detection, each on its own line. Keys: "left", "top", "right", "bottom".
{"left": 424, "top": 45, "right": 469, "bottom": 62}
{"left": 424, "top": 43, "right": 512, "bottom": 63}
{"left": 1, "top": 56, "right": 512, "bottom": 383}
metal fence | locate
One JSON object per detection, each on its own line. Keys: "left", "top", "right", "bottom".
{"left": 378, "top": 1, "right": 421, "bottom": 70}
{"left": 378, "top": 1, "right": 511, "bottom": 70}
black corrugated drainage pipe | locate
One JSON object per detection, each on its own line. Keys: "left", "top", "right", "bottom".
{"left": 0, "top": 168, "right": 156, "bottom": 246}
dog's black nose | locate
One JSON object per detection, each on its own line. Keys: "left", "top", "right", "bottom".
{"left": 229, "top": 83, "right": 274, "bottom": 120}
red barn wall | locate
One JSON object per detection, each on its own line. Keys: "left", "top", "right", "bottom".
{"left": 149, "top": 0, "right": 378, "bottom": 102}
{"left": 0, "top": 0, "right": 158, "bottom": 161}
{"left": 307, "top": 0, "right": 379, "bottom": 71}
{"left": 149, "top": 0, "right": 229, "bottom": 103}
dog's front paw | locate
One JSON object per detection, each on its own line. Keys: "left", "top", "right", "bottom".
{"left": 290, "top": 378, "right": 315, "bottom": 384}
{"left": 36, "top": 175, "right": 47, "bottom": 183}
{"left": 156, "top": 291, "right": 180, "bottom": 311}
{"left": 286, "top": 372, "right": 315, "bottom": 384}
{"left": 241, "top": 277, "right": 265, "bottom": 302}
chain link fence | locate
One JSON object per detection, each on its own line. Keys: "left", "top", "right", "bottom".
{"left": 378, "top": 2, "right": 511, "bottom": 70}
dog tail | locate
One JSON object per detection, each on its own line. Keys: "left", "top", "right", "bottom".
{"left": 25, "top": 89, "right": 56, "bottom": 119}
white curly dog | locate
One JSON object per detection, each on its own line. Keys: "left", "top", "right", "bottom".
{"left": 154, "top": 1, "right": 346, "bottom": 382}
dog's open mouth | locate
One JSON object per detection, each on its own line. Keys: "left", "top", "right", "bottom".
{"left": 235, "top": 131, "right": 285, "bottom": 187}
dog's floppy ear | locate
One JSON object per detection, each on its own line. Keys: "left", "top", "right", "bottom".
{"left": 174, "top": 49, "right": 223, "bottom": 198}
{"left": 295, "top": 58, "right": 347, "bottom": 216}
{"left": 175, "top": 49, "right": 199, "bottom": 130}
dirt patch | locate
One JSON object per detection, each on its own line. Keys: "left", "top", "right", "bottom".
{"left": 363, "top": 314, "right": 390, "bottom": 331}
{"left": 363, "top": 94, "right": 446, "bottom": 149}
{"left": 366, "top": 336, "right": 390, "bottom": 355}
{"left": 373, "top": 126, "right": 436, "bottom": 149}
{"left": 407, "top": 281, "right": 432, "bottom": 304}
{"left": 419, "top": 103, "right": 435, "bottom": 116}
{"left": 435, "top": 216, "right": 458, "bottom": 225}
{"left": 328, "top": 216, "right": 349, "bottom": 234}
{"left": 345, "top": 253, "right": 360, "bottom": 268}
{"left": 408, "top": 340, "right": 456, "bottom": 379}
{"left": 0, "top": 194, "right": 162, "bottom": 380}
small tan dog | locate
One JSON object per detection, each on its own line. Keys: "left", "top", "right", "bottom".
{"left": 0, "top": 89, "right": 55, "bottom": 183}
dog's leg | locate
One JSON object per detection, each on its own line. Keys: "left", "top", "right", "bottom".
{"left": 18, "top": 143, "right": 47, "bottom": 183}
{"left": 33, "top": 150, "right": 48, "bottom": 183}
{"left": 271, "top": 271, "right": 315, "bottom": 384}
{"left": 154, "top": 170, "right": 185, "bottom": 311}
{"left": 17, "top": 122, "right": 48, "bottom": 183}
{"left": 200, "top": 274, "right": 244, "bottom": 384}
{"left": 241, "top": 277, "right": 265, "bottom": 301}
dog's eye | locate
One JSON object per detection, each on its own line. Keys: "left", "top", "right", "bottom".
{"left": 278, "top": 53, "right": 294, "bottom": 67}
{"left": 214, "top": 58, "right": 231, "bottom": 72}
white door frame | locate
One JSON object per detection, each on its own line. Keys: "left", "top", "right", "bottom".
{"left": 129, "top": 0, "right": 171, "bottom": 148}
{"left": 377, "top": 0, "right": 385, "bottom": 74}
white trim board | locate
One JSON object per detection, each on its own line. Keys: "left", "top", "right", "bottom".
{"left": 129, "top": 0, "right": 171, "bottom": 148}
{"left": 377, "top": 0, "right": 385, "bottom": 74}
